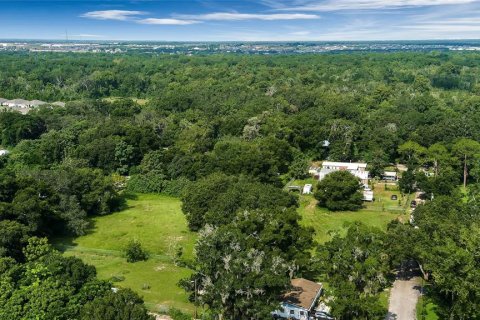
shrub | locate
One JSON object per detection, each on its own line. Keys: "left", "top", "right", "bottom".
{"left": 126, "top": 173, "right": 189, "bottom": 197}
{"left": 124, "top": 240, "right": 149, "bottom": 263}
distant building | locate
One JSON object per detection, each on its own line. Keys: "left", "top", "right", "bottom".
{"left": 30, "top": 100, "right": 47, "bottom": 107}
{"left": 0, "top": 98, "right": 65, "bottom": 114}
{"left": 272, "top": 278, "right": 323, "bottom": 320}
{"left": 5, "top": 99, "right": 30, "bottom": 108}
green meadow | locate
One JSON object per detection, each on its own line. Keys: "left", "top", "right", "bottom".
{"left": 55, "top": 194, "right": 196, "bottom": 313}
{"left": 54, "top": 182, "right": 409, "bottom": 314}
{"left": 294, "top": 180, "right": 410, "bottom": 244}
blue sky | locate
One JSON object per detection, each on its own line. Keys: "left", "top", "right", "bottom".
{"left": 1, "top": 0, "right": 480, "bottom": 41}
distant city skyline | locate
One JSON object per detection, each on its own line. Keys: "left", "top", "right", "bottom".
{"left": 1, "top": 0, "right": 480, "bottom": 41}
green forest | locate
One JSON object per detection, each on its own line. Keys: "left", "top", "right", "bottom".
{"left": 1, "top": 51, "right": 480, "bottom": 319}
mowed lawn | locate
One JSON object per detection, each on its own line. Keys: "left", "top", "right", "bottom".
{"left": 55, "top": 194, "right": 196, "bottom": 313}
{"left": 297, "top": 181, "right": 410, "bottom": 244}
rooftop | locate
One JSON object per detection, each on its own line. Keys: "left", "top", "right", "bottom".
{"left": 322, "top": 161, "right": 367, "bottom": 170}
{"left": 283, "top": 278, "right": 323, "bottom": 311}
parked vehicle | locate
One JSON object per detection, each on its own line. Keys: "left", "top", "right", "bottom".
{"left": 391, "top": 195, "right": 398, "bottom": 200}
{"left": 314, "top": 311, "right": 335, "bottom": 320}
{"left": 410, "top": 200, "right": 417, "bottom": 208}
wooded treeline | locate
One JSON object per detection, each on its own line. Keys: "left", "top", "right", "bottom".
{"left": 1, "top": 51, "right": 480, "bottom": 319}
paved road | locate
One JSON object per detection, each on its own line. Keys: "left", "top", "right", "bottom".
{"left": 386, "top": 263, "right": 422, "bottom": 320}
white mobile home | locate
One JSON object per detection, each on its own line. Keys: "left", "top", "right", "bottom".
{"left": 318, "top": 161, "right": 370, "bottom": 185}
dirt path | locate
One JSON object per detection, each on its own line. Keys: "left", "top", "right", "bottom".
{"left": 386, "top": 263, "right": 422, "bottom": 320}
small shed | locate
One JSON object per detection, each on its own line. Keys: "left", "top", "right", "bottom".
{"left": 363, "top": 190, "right": 374, "bottom": 202}
{"left": 382, "top": 171, "right": 397, "bottom": 181}
{"left": 287, "top": 186, "right": 302, "bottom": 193}
{"left": 303, "top": 184, "right": 313, "bottom": 195}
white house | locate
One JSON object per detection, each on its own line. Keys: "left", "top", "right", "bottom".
{"left": 5, "top": 99, "right": 30, "bottom": 108}
{"left": 272, "top": 278, "right": 323, "bottom": 320}
{"left": 318, "top": 161, "right": 370, "bottom": 185}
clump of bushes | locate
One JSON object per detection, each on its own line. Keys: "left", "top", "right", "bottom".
{"left": 124, "top": 240, "right": 149, "bottom": 263}
{"left": 126, "top": 173, "right": 189, "bottom": 197}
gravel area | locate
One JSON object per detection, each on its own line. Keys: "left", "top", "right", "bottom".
{"left": 386, "top": 263, "right": 422, "bottom": 320}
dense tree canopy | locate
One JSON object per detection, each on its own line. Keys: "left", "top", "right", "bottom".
{"left": 314, "top": 171, "right": 364, "bottom": 211}
{"left": 183, "top": 208, "right": 314, "bottom": 319}
{"left": 2, "top": 51, "right": 480, "bottom": 318}
{"left": 0, "top": 237, "right": 152, "bottom": 320}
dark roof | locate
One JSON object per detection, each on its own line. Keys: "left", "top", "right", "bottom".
{"left": 283, "top": 278, "right": 323, "bottom": 310}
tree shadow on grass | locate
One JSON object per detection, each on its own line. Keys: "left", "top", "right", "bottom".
{"left": 114, "top": 192, "right": 138, "bottom": 211}
{"left": 53, "top": 193, "right": 139, "bottom": 253}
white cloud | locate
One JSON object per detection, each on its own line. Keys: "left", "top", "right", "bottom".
{"left": 289, "top": 30, "right": 312, "bottom": 36}
{"left": 176, "top": 12, "right": 320, "bottom": 21}
{"left": 71, "top": 34, "right": 105, "bottom": 38}
{"left": 138, "top": 18, "right": 200, "bottom": 25}
{"left": 276, "top": 0, "right": 478, "bottom": 11}
{"left": 81, "top": 10, "right": 146, "bottom": 21}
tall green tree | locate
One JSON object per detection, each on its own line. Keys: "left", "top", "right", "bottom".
{"left": 452, "top": 138, "right": 480, "bottom": 187}
{"left": 314, "top": 171, "right": 363, "bottom": 211}
{"left": 183, "top": 208, "right": 314, "bottom": 319}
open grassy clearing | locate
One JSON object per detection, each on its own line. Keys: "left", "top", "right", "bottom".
{"left": 295, "top": 180, "right": 410, "bottom": 244}
{"left": 54, "top": 194, "right": 196, "bottom": 314}
{"left": 103, "top": 96, "right": 149, "bottom": 105}
{"left": 54, "top": 181, "right": 408, "bottom": 314}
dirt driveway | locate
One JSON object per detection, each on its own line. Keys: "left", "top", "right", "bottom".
{"left": 386, "top": 262, "right": 422, "bottom": 320}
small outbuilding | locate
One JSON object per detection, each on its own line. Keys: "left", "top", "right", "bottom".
{"left": 382, "top": 171, "right": 397, "bottom": 181}
{"left": 303, "top": 184, "right": 313, "bottom": 195}
{"left": 363, "top": 190, "right": 374, "bottom": 202}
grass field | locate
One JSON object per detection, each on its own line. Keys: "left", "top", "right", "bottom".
{"left": 53, "top": 180, "right": 409, "bottom": 314}
{"left": 54, "top": 194, "right": 196, "bottom": 313}
{"left": 295, "top": 180, "right": 410, "bottom": 244}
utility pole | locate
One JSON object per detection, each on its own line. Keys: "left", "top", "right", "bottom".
{"left": 194, "top": 279, "right": 198, "bottom": 320}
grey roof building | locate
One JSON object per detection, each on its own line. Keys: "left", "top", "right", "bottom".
{"left": 30, "top": 100, "right": 47, "bottom": 107}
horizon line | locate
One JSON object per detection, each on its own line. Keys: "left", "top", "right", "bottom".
{"left": 2, "top": 38, "right": 480, "bottom": 43}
